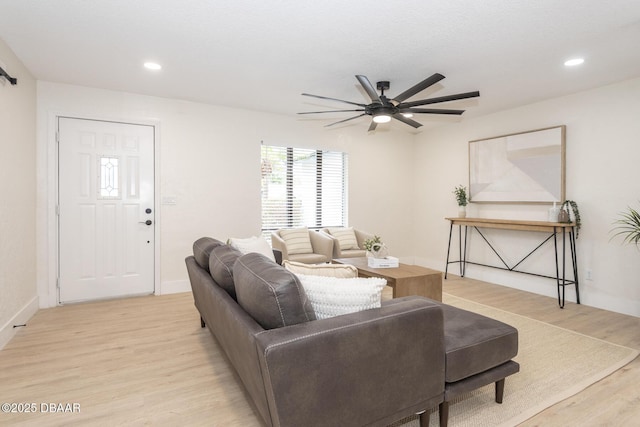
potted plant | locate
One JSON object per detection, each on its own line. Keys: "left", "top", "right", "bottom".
{"left": 453, "top": 185, "right": 468, "bottom": 218}
{"left": 558, "top": 200, "right": 581, "bottom": 238}
{"left": 363, "top": 235, "right": 388, "bottom": 258}
{"left": 611, "top": 204, "right": 640, "bottom": 247}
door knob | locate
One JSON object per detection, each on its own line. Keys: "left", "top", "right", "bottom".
{"left": 139, "top": 220, "right": 153, "bottom": 225}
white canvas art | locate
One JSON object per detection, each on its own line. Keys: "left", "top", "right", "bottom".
{"left": 469, "top": 126, "right": 565, "bottom": 203}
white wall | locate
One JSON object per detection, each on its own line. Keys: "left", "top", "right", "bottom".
{"left": 0, "top": 39, "right": 38, "bottom": 349}
{"left": 34, "top": 77, "right": 640, "bottom": 317}
{"left": 413, "top": 77, "right": 640, "bottom": 317}
{"left": 36, "top": 82, "right": 415, "bottom": 304}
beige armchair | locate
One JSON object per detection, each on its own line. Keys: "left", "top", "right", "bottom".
{"left": 271, "top": 228, "right": 334, "bottom": 264}
{"left": 321, "top": 227, "right": 375, "bottom": 259}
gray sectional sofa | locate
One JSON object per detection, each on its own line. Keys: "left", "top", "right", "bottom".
{"left": 185, "top": 237, "right": 519, "bottom": 427}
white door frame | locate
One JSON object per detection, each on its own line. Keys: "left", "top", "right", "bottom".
{"left": 41, "top": 113, "right": 161, "bottom": 307}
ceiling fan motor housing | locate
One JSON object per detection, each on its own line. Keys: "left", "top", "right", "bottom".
{"left": 366, "top": 103, "right": 397, "bottom": 116}
{"left": 376, "top": 81, "right": 390, "bottom": 93}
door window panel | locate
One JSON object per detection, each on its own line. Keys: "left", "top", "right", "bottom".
{"left": 99, "top": 156, "right": 120, "bottom": 199}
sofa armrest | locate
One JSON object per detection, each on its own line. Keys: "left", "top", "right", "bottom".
{"left": 271, "top": 232, "right": 289, "bottom": 261}
{"left": 308, "top": 230, "right": 334, "bottom": 262}
{"left": 331, "top": 235, "right": 342, "bottom": 258}
{"left": 255, "top": 297, "right": 445, "bottom": 427}
{"left": 355, "top": 229, "right": 375, "bottom": 250}
{"left": 320, "top": 229, "right": 342, "bottom": 258}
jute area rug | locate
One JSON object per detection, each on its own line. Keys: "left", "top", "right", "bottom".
{"left": 392, "top": 294, "right": 639, "bottom": 427}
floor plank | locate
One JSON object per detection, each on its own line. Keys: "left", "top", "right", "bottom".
{"left": 443, "top": 275, "right": 640, "bottom": 427}
{"left": 1, "top": 277, "right": 638, "bottom": 426}
{"left": 0, "top": 293, "right": 261, "bottom": 427}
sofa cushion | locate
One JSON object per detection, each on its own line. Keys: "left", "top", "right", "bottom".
{"left": 234, "top": 253, "right": 316, "bottom": 329}
{"left": 339, "top": 249, "right": 367, "bottom": 258}
{"left": 228, "top": 235, "right": 276, "bottom": 262}
{"left": 295, "top": 274, "right": 387, "bottom": 319}
{"left": 328, "top": 227, "right": 359, "bottom": 250}
{"left": 193, "top": 237, "right": 224, "bottom": 271}
{"left": 441, "top": 304, "right": 519, "bottom": 383}
{"left": 287, "top": 253, "right": 330, "bottom": 264}
{"left": 209, "top": 245, "right": 243, "bottom": 299}
{"left": 283, "top": 260, "right": 358, "bottom": 278}
{"left": 279, "top": 228, "right": 313, "bottom": 255}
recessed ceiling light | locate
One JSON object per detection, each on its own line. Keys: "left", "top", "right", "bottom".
{"left": 402, "top": 113, "right": 414, "bottom": 118}
{"left": 564, "top": 58, "right": 584, "bottom": 67}
{"left": 144, "top": 62, "right": 162, "bottom": 71}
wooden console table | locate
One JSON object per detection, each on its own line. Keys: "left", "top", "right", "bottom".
{"left": 444, "top": 217, "right": 579, "bottom": 308}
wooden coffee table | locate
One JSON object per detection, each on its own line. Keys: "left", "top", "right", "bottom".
{"left": 333, "top": 258, "right": 443, "bottom": 301}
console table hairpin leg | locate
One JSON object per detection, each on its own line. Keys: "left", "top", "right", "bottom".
{"left": 560, "top": 225, "right": 581, "bottom": 307}
{"left": 444, "top": 218, "right": 580, "bottom": 308}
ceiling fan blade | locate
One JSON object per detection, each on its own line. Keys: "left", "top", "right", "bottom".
{"left": 355, "top": 75, "right": 382, "bottom": 104}
{"left": 401, "top": 108, "right": 465, "bottom": 115}
{"left": 392, "top": 73, "right": 445, "bottom": 103}
{"left": 297, "top": 109, "right": 365, "bottom": 114}
{"left": 302, "top": 93, "right": 366, "bottom": 108}
{"left": 325, "top": 113, "right": 367, "bottom": 127}
{"left": 398, "top": 91, "right": 480, "bottom": 108}
{"left": 368, "top": 121, "right": 378, "bottom": 132}
{"left": 392, "top": 113, "right": 423, "bottom": 128}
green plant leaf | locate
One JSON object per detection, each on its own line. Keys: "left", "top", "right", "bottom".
{"left": 453, "top": 185, "right": 468, "bottom": 206}
{"left": 611, "top": 205, "right": 640, "bottom": 247}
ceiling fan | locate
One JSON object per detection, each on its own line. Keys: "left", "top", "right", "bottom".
{"left": 298, "top": 74, "right": 479, "bottom": 131}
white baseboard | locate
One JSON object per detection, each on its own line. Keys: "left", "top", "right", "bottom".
{"left": 411, "top": 256, "right": 443, "bottom": 270}
{"left": 160, "top": 280, "right": 191, "bottom": 295}
{"left": 0, "top": 296, "right": 39, "bottom": 350}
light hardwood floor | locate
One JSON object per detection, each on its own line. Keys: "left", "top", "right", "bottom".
{"left": 444, "top": 276, "right": 640, "bottom": 427}
{"left": 1, "top": 277, "right": 638, "bottom": 426}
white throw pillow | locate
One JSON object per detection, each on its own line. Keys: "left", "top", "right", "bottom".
{"left": 296, "top": 274, "right": 387, "bottom": 319}
{"left": 228, "top": 236, "right": 276, "bottom": 262}
{"left": 328, "top": 227, "right": 359, "bottom": 250}
{"left": 283, "top": 260, "right": 358, "bottom": 278}
{"left": 279, "top": 228, "right": 313, "bottom": 255}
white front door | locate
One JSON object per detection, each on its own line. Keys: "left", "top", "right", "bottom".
{"left": 58, "top": 117, "right": 155, "bottom": 303}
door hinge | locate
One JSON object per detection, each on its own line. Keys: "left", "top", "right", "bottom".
{"left": 55, "top": 205, "right": 60, "bottom": 216}
{"left": 55, "top": 131, "right": 60, "bottom": 144}
{"left": 56, "top": 278, "right": 60, "bottom": 289}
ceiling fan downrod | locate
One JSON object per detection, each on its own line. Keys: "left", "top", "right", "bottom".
{"left": 376, "top": 81, "right": 390, "bottom": 97}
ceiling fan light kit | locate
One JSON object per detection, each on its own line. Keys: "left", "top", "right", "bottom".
{"left": 373, "top": 114, "right": 391, "bottom": 123}
{"left": 299, "top": 73, "right": 479, "bottom": 132}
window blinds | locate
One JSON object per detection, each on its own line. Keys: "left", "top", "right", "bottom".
{"left": 261, "top": 145, "right": 347, "bottom": 238}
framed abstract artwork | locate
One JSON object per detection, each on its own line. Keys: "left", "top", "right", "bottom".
{"left": 469, "top": 126, "right": 565, "bottom": 203}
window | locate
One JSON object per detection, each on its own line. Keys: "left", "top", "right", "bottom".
{"left": 261, "top": 145, "right": 348, "bottom": 239}
{"left": 98, "top": 156, "right": 120, "bottom": 199}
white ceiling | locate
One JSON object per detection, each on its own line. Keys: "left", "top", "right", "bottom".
{"left": 1, "top": 0, "right": 640, "bottom": 131}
